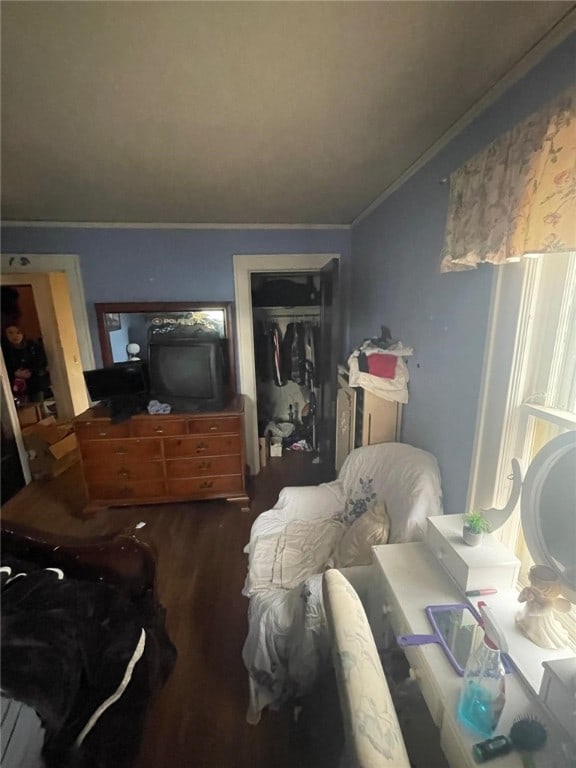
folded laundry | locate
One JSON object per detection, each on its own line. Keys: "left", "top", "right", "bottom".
{"left": 347, "top": 341, "right": 413, "bottom": 403}
{"left": 358, "top": 352, "right": 398, "bottom": 379}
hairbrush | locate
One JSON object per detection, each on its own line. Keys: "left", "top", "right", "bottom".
{"left": 508, "top": 715, "right": 547, "bottom": 768}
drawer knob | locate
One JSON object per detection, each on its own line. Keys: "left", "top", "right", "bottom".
{"left": 200, "top": 480, "right": 214, "bottom": 489}
{"left": 114, "top": 446, "right": 127, "bottom": 454}
{"left": 209, "top": 425, "right": 218, "bottom": 431}
{"left": 154, "top": 427, "right": 164, "bottom": 433}
{"left": 118, "top": 468, "right": 130, "bottom": 479}
{"left": 98, "top": 431, "right": 108, "bottom": 437}
{"left": 196, "top": 442, "right": 208, "bottom": 453}
{"left": 199, "top": 461, "right": 212, "bottom": 471}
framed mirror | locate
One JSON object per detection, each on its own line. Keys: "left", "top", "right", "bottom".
{"left": 521, "top": 430, "right": 576, "bottom": 603}
{"left": 94, "top": 302, "right": 236, "bottom": 392}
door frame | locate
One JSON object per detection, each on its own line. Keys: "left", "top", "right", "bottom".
{"left": 1, "top": 254, "right": 95, "bottom": 370}
{"left": 1, "top": 349, "right": 31, "bottom": 485}
{"left": 233, "top": 253, "right": 340, "bottom": 475}
{"left": 1, "top": 254, "right": 93, "bottom": 485}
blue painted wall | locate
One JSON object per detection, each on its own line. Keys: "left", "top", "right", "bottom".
{"left": 349, "top": 34, "right": 576, "bottom": 513}
{"left": 1, "top": 227, "right": 351, "bottom": 365}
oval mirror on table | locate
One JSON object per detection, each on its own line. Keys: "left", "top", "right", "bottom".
{"left": 521, "top": 430, "right": 576, "bottom": 604}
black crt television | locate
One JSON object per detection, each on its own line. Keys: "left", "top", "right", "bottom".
{"left": 83, "top": 361, "right": 149, "bottom": 416}
{"left": 148, "top": 330, "right": 228, "bottom": 412}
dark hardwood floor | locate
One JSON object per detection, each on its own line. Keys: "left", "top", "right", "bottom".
{"left": 2, "top": 452, "right": 335, "bottom": 768}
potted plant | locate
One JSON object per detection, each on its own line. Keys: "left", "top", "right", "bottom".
{"left": 462, "top": 511, "right": 491, "bottom": 546}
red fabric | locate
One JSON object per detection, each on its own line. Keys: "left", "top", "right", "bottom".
{"left": 366, "top": 353, "right": 397, "bottom": 379}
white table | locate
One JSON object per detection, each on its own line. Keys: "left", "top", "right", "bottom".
{"left": 370, "top": 542, "right": 573, "bottom": 768}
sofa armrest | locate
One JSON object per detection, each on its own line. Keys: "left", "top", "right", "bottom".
{"left": 246, "top": 481, "right": 345, "bottom": 548}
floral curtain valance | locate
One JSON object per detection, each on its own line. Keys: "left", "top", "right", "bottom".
{"left": 440, "top": 86, "right": 576, "bottom": 272}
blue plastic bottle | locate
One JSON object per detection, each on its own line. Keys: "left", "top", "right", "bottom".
{"left": 457, "top": 605, "right": 506, "bottom": 739}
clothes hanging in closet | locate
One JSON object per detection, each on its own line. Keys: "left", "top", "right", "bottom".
{"left": 253, "top": 319, "right": 319, "bottom": 388}
{"left": 254, "top": 321, "right": 285, "bottom": 386}
{"left": 281, "top": 323, "right": 306, "bottom": 385}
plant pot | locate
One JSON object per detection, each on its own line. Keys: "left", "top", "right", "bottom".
{"left": 462, "top": 527, "right": 483, "bottom": 547}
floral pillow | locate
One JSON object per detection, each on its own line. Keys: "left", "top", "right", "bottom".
{"left": 336, "top": 500, "right": 390, "bottom": 567}
{"left": 339, "top": 477, "right": 377, "bottom": 525}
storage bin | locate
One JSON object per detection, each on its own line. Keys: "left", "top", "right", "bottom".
{"left": 425, "top": 515, "right": 519, "bottom": 593}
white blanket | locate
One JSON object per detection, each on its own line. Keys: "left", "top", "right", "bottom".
{"left": 243, "top": 518, "right": 345, "bottom": 596}
{"left": 242, "top": 572, "right": 330, "bottom": 721}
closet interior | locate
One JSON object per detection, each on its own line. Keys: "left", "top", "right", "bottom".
{"left": 251, "top": 272, "right": 321, "bottom": 456}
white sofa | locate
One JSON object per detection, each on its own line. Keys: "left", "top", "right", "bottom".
{"left": 241, "top": 442, "right": 443, "bottom": 724}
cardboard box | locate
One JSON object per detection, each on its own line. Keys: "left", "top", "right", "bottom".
{"left": 269, "top": 438, "right": 283, "bottom": 457}
{"left": 22, "top": 416, "right": 79, "bottom": 479}
{"left": 17, "top": 403, "right": 43, "bottom": 428}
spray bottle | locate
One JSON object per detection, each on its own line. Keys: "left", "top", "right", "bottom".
{"left": 458, "top": 604, "right": 507, "bottom": 739}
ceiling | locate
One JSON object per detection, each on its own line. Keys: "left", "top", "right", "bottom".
{"left": 2, "top": 1, "right": 575, "bottom": 226}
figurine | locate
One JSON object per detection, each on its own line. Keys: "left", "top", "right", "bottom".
{"left": 515, "top": 564, "right": 571, "bottom": 649}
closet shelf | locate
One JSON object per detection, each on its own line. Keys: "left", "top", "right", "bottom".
{"left": 253, "top": 305, "right": 320, "bottom": 317}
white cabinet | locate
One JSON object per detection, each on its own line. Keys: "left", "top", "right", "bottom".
{"left": 335, "top": 370, "right": 402, "bottom": 472}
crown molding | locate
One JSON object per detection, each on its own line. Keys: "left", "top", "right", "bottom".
{"left": 1, "top": 220, "right": 350, "bottom": 231}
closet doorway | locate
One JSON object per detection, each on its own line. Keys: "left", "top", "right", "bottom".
{"left": 234, "top": 254, "right": 340, "bottom": 475}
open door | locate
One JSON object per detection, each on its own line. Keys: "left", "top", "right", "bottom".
{"left": 317, "top": 258, "right": 340, "bottom": 469}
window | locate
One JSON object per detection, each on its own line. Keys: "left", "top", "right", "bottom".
{"left": 468, "top": 250, "right": 576, "bottom": 648}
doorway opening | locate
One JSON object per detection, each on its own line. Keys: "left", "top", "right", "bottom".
{"left": 0, "top": 269, "right": 90, "bottom": 488}
{"left": 1, "top": 284, "right": 57, "bottom": 427}
{"left": 252, "top": 272, "right": 322, "bottom": 465}
{"left": 233, "top": 253, "right": 340, "bottom": 476}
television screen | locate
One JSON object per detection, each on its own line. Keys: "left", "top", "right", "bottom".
{"left": 148, "top": 337, "right": 226, "bottom": 411}
{"left": 84, "top": 361, "right": 148, "bottom": 402}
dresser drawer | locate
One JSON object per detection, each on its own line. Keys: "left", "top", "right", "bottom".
{"left": 167, "top": 475, "right": 244, "bottom": 498}
{"left": 86, "top": 479, "right": 166, "bottom": 501}
{"left": 426, "top": 516, "right": 519, "bottom": 592}
{"left": 82, "top": 460, "right": 165, "bottom": 483}
{"left": 165, "top": 455, "right": 242, "bottom": 479}
{"left": 187, "top": 416, "right": 241, "bottom": 436}
{"left": 164, "top": 434, "right": 241, "bottom": 459}
{"left": 80, "top": 438, "right": 163, "bottom": 462}
{"left": 75, "top": 421, "right": 130, "bottom": 440}
{"left": 131, "top": 419, "right": 187, "bottom": 437}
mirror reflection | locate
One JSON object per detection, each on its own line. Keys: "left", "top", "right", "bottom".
{"left": 94, "top": 303, "right": 236, "bottom": 393}
{"left": 540, "top": 448, "right": 576, "bottom": 589}
{"left": 427, "top": 605, "right": 484, "bottom": 674}
{"left": 103, "top": 310, "right": 226, "bottom": 364}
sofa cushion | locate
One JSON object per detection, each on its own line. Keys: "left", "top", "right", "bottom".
{"left": 336, "top": 500, "right": 390, "bottom": 567}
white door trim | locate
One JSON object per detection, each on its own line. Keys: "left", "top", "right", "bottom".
{"left": 233, "top": 253, "right": 339, "bottom": 475}
{"left": 0, "top": 350, "right": 31, "bottom": 485}
{"left": 1, "top": 254, "right": 95, "bottom": 370}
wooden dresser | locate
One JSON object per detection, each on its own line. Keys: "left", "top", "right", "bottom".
{"left": 74, "top": 395, "right": 248, "bottom": 512}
